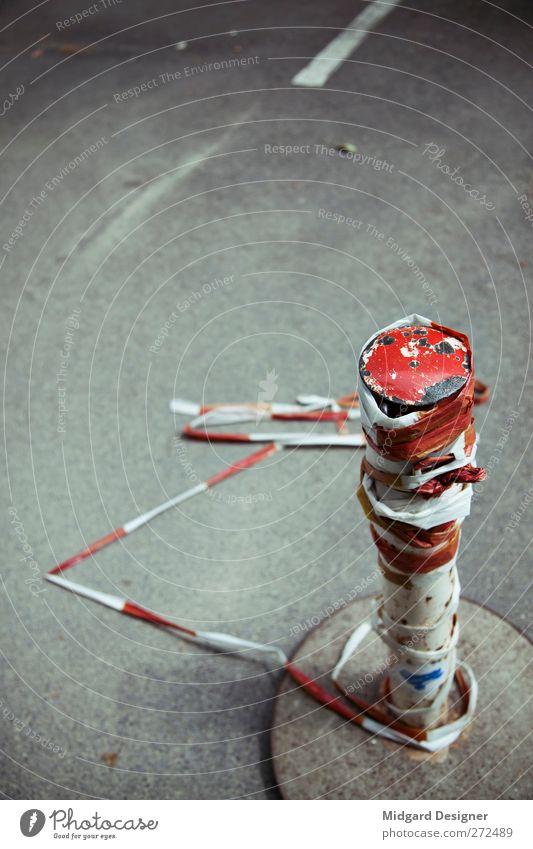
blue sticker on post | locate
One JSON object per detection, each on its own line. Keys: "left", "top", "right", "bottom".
{"left": 400, "top": 668, "right": 444, "bottom": 691}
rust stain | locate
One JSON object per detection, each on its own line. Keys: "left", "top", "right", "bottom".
{"left": 101, "top": 752, "right": 119, "bottom": 768}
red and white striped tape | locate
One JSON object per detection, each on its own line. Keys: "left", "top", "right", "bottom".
{"left": 45, "top": 368, "right": 486, "bottom": 751}
{"left": 170, "top": 393, "right": 364, "bottom": 447}
{"left": 49, "top": 442, "right": 278, "bottom": 575}
{"left": 45, "top": 433, "right": 469, "bottom": 751}
{"left": 45, "top": 565, "right": 472, "bottom": 752}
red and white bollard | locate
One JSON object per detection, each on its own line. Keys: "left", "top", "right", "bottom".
{"left": 356, "top": 315, "right": 485, "bottom": 731}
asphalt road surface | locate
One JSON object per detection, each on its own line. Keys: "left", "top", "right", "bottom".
{"left": 1, "top": 0, "right": 532, "bottom": 800}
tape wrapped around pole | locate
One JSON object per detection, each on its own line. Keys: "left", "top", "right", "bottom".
{"left": 341, "top": 315, "right": 485, "bottom": 736}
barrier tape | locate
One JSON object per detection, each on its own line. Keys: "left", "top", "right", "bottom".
{"left": 44, "top": 334, "right": 488, "bottom": 752}
{"left": 45, "top": 567, "right": 474, "bottom": 752}
{"left": 49, "top": 442, "right": 278, "bottom": 574}
{"left": 45, "top": 431, "right": 471, "bottom": 751}
{"left": 170, "top": 393, "right": 364, "bottom": 447}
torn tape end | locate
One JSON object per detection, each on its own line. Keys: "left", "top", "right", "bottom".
{"left": 169, "top": 398, "right": 201, "bottom": 415}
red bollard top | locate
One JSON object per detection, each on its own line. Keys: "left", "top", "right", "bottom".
{"left": 359, "top": 325, "right": 471, "bottom": 415}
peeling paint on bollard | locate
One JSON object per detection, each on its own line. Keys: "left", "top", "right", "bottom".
{"left": 353, "top": 315, "right": 485, "bottom": 731}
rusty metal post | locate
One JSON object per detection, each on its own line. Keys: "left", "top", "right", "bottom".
{"left": 358, "top": 317, "right": 483, "bottom": 729}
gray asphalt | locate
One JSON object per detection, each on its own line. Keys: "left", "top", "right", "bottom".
{"left": 1, "top": 0, "right": 532, "bottom": 800}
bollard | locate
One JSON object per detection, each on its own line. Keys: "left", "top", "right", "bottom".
{"left": 357, "top": 316, "right": 485, "bottom": 729}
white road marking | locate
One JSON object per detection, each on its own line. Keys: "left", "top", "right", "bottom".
{"left": 292, "top": 0, "right": 403, "bottom": 87}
